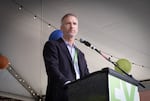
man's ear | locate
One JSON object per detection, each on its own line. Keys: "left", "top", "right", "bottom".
{"left": 60, "top": 25, "right": 63, "bottom": 31}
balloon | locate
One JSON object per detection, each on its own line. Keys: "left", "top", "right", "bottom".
{"left": 0, "top": 55, "right": 9, "bottom": 69}
{"left": 114, "top": 58, "right": 132, "bottom": 74}
{"left": 49, "top": 29, "right": 63, "bottom": 40}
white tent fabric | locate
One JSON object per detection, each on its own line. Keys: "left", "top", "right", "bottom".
{"left": 0, "top": 0, "right": 150, "bottom": 100}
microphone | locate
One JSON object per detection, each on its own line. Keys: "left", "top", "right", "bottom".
{"left": 79, "top": 38, "right": 91, "bottom": 47}
{"left": 79, "top": 38, "right": 96, "bottom": 50}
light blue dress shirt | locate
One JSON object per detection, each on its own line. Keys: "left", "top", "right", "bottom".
{"left": 65, "top": 41, "right": 80, "bottom": 80}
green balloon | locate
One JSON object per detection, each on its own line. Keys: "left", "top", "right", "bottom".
{"left": 115, "top": 58, "right": 132, "bottom": 74}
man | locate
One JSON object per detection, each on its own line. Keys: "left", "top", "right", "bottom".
{"left": 43, "top": 13, "right": 89, "bottom": 101}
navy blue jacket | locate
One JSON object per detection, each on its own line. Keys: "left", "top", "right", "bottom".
{"left": 43, "top": 38, "right": 89, "bottom": 101}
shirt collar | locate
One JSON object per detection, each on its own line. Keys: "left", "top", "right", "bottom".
{"left": 63, "top": 38, "right": 75, "bottom": 47}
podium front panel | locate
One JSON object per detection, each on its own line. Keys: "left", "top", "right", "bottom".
{"left": 67, "top": 72, "right": 109, "bottom": 101}
{"left": 67, "top": 68, "right": 140, "bottom": 101}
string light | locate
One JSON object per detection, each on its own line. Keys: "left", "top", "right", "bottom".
{"left": 33, "top": 15, "right": 37, "bottom": 20}
{"left": 15, "top": 74, "right": 18, "bottom": 77}
{"left": 7, "top": 64, "right": 39, "bottom": 100}
{"left": 4, "top": 59, "right": 42, "bottom": 99}
{"left": 19, "top": 79, "right": 22, "bottom": 82}
{"left": 18, "top": 5, "right": 23, "bottom": 10}
{"left": 48, "top": 24, "right": 51, "bottom": 27}
{"left": 8, "top": 66, "right": 12, "bottom": 70}
{"left": 100, "top": 49, "right": 149, "bottom": 68}
{"left": 12, "top": 0, "right": 57, "bottom": 30}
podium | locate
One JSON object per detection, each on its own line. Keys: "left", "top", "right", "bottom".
{"left": 66, "top": 68, "right": 140, "bottom": 101}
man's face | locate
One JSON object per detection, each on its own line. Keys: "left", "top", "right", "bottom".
{"left": 61, "top": 16, "right": 78, "bottom": 38}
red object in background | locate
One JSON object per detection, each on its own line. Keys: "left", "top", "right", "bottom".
{"left": 140, "top": 90, "right": 150, "bottom": 101}
{"left": 0, "top": 55, "right": 9, "bottom": 69}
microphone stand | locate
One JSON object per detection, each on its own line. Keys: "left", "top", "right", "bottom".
{"left": 77, "top": 39, "right": 145, "bottom": 88}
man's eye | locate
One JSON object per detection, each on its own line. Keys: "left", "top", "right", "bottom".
{"left": 66, "top": 23, "right": 70, "bottom": 25}
{"left": 73, "top": 23, "right": 77, "bottom": 25}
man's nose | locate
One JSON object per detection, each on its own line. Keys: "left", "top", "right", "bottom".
{"left": 70, "top": 23, "right": 75, "bottom": 28}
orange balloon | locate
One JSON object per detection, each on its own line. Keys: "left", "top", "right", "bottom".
{"left": 0, "top": 55, "right": 9, "bottom": 69}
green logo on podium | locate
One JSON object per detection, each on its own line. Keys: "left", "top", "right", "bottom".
{"left": 109, "top": 75, "right": 140, "bottom": 101}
